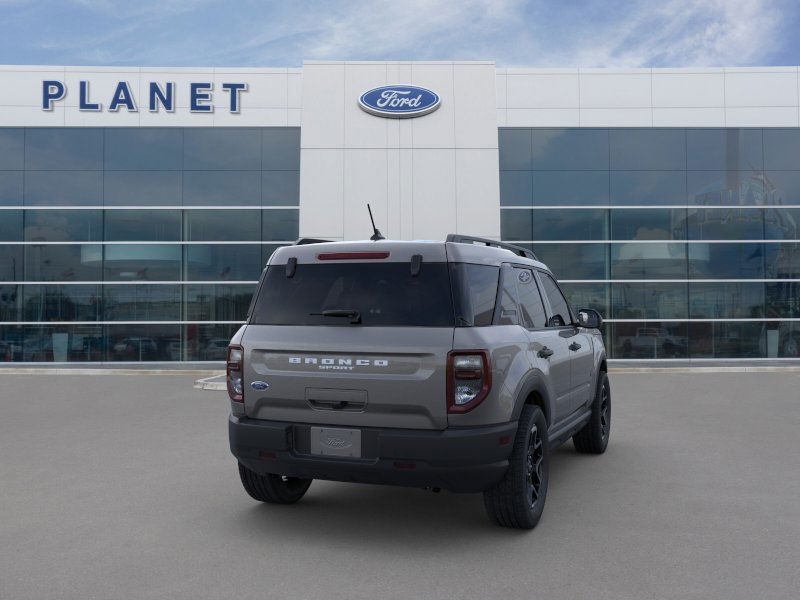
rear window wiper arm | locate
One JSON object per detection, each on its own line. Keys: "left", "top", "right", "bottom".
{"left": 309, "top": 309, "right": 362, "bottom": 325}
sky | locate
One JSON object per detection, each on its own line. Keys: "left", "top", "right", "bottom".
{"left": 0, "top": 0, "right": 798, "bottom": 68}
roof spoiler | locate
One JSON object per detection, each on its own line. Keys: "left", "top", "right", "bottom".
{"left": 295, "top": 237, "right": 333, "bottom": 245}
{"left": 446, "top": 234, "right": 538, "bottom": 261}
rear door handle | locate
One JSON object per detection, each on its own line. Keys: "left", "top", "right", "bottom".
{"left": 569, "top": 342, "right": 582, "bottom": 351}
{"left": 538, "top": 347, "right": 554, "bottom": 359}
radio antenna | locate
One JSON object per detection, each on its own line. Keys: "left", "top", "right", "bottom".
{"left": 367, "top": 204, "right": 385, "bottom": 241}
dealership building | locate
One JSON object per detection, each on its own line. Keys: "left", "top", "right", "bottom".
{"left": 0, "top": 61, "right": 799, "bottom": 362}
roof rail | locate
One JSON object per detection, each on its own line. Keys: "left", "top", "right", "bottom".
{"left": 295, "top": 237, "right": 333, "bottom": 245}
{"left": 445, "top": 234, "right": 538, "bottom": 261}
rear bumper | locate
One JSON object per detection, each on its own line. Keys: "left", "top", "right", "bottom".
{"left": 229, "top": 415, "right": 517, "bottom": 493}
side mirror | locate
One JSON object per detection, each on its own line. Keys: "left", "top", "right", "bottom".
{"left": 577, "top": 308, "right": 603, "bottom": 329}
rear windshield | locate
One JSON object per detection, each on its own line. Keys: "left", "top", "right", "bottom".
{"left": 250, "top": 262, "right": 455, "bottom": 327}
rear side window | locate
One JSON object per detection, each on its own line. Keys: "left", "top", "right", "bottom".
{"left": 515, "top": 268, "right": 547, "bottom": 329}
{"left": 450, "top": 263, "right": 499, "bottom": 326}
{"left": 250, "top": 262, "right": 454, "bottom": 327}
{"left": 540, "top": 272, "right": 572, "bottom": 326}
{"left": 496, "top": 266, "right": 519, "bottom": 325}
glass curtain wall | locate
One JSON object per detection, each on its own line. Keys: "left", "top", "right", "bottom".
{"left": 500, "top": 127, "right": 800, "bottom": 359}
{"left": 0, "top": 127, "right": 299, "bottom": 362}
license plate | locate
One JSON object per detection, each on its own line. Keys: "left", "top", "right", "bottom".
{"left": 310, "top": 427, "right": 362, "bottom": 458}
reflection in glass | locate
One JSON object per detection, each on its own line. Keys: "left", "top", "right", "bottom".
{"left": 105, "top": 210, "right": 181, "bottom": 241}
{"left": 611, "top": 243, "right": 687, "bottom": 279}
{"left": 533, "top": 171, "right": 609, "bottom": 206}
{"left": 0, "top": 171, "right": 23, "bottom": 205}
{"left": 531, "top": 209, "right": 608, "bottom": 241}
{"left": 184, "top": 209, "right": 260, "bottom": 241}
{"left": 530, "top": 244, "right": 608, "bottom": 280}
{"left": 185, "top": 244, "right": 263, "bottom": 281}
{"left": 262, "top": 209, "right": 299, "bottom": 241}
{"left": 183, "top": 128, "right": 261, "bottom": 170}
{"left": 763, "top": 129, "right": 800, "bottom": 170}
{"left": 104, "top": 171, "right": 182, "bottom": 206}
{"left": 560, "top": 283, "right": 609, "bottom": 318}
{"left": 689, "top": 243, "right": 764, "bottom": 279}
{"left": 105, "top": 324, "right": 181, "bottom": 361}
{"left": 104, "top": 128, "right": 182, "bottom": 171}
{"left": 24, "top": 245, "right": 102, "bottom": 281}
{"left": 766, "top": 282, "right": 800, "bottom": 318}
{"left": 24, "top": 210, "right": 102, "bottom": 242}
{"left": 262, "top": 128, "right": 301, "bottom": 170}
{"left": 611, "top": 208, "right": 687, "bottom": 240}
{"left": 0, "top": 285, "right": 20, "bottom": 321}
{"left": 533, "top": 129, "right": 609, "bottom": 170}
{"left": 25, "top": 128, "right": 103, "bottom": 170}
{"left": 0, "top": 246, "right": 23, "bottom": 281}
{"left": 610, "top": 129, "right": 685, "bottom": 170}
{"left": 24, "top": 171, "right": 103, "bottom": 206}
{"left": 686, "top": 129, "right": 763, "bottom": 171}
{"left": 765, "top": 242, "right": 800, "bottom": 278}
{"left": 185, "top": 284, "right": 255, "bottom": 321}
{"left": 23, "top": 285, "right": 101, "bottom": 321}
{"left": 612, "top": 321, "right": 688, "bottom": 359}
{"left": 611, "top": 171, "right": 686, "bottom": 205}
{"left": 0, "top": 129, "right": 24, "bottom": 170}
{"left": 182, "top": 171, "right": 260, "bottom": 206}
{"left": 688, "top": 322, "right": 765, "bottom": 358}
{"left": 774, "top": 322, "right": 800, "bottom": 357}
{"left": 104, "top": 285, "right": 181, "bottom": 320}
{"left": 103, "top": 245, "right": 181, "bottom": 281}
{"left": 687, "top": 207, "right": 764, "bottom": 240}
{"left": 22, "top": 324, "right": 104, "bottom": 362}
{"left": 185, "top": 323, "right": 241, "bottom": 361}
{"left": 500, "top": 171, "right": 532, "bottom": 206}
{"left": 0, "top": 210, "right": 23, "bottom": 241}
{"left": 687, "top": 170, "right": 772, "bottom": 205}
{"left": 612, "top": 282, "right": 687, "bottom": 319}
{"left": 688, "top": 282, "right": 764, "bottom": 319}
{"left": 499, "top": 129, "right": 531, "bottom": 170}
{"left": 262, "top": 171, "right": 300, "bottom": 206}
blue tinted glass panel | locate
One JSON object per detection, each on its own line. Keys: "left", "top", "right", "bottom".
{"left": 533, "top": 171, "right": 609, "bottom": 205}
{"left": 25, "top": 128, "right": 103, "bottom": 170}
{"left": 687, "top": 170, "right": 770, "bottom": 205}
{"left": 559, "top": 283, "right": 609, "bottom": 318}
{"left": 104, "top": 210, "right": 181, "bottom": 241}
{"left": 611, "top": 243, "right": 687, "bottom": 279}
{"left": 105, "top": 324, "right": 181, "bottom": 361}
{"left": 764, "top": 171, "right": 800, "bottom": 204}
{"left": 763, "top": 129, "right": 800, "bottom": 170}
{"left": 24, "top": 210, "right": 102, "bottom": 242}
{"left": 0, "top": 171, "right": 23, "bottom": 205}
{"left": 0, "top": 210, "right": 22, "bottom": 241}
{"left": 22, "top": 325, "right": 104, "bottom": 362}
{"left": 104, "top": 128, "right": 182, "bottom": 170}
{"left": 24, "top": 244, "right": 102, "bottom": 281}
{"left": 185, "top": 244, "right": 263, "bottom": 281}
{"left": 185, "top": 284, "right": 255, "bottom": 321}
{"left": 687, "top": 208, "right": 764, "bottom": 240}
{"left": 184, "top": 209, "right": 260, "bottom": 241}
{"left": 185, "top": 323, "right": 241, "bottom": 361}
{"left": 686, "top": 129, "right": 763, "bottom": 171}
{"left": 262, "top": 171, "right": 299, "bottom": 206}
{"left": 765, "top": 242, "right": 800, "bottom": 278}
{"left": 0, "top": 246, "right": 23, "bottom": 281}
{"left": 611, "top": 171, "right": 686, "bottom": 205}
{"left": 499, "top": 129, "right": 532, "bottom": 170}
{"left": 103, "top": 245, "right": 181, "bottom": 281}
{"left": 22, "top": 285, "right": 101, "bottom": 321}
{"left": 500, "top": 209, "right": 531, "bottom": 241}
{"left": 0, "top": 325, "right": 24, "bottom": 360}
{"left": 688, "top": 322, "right": 765, "bottom": 358}
{"left": 611, "top": 321, "right": 688, "bottom": 359}
{"left": 611, "top": 208, "right": 687, "bottom": 240}
{"left": 774, "top": 322, "right": 800, "bottom": 357}
{"left": 611, "top": 282, "right": 687, "bottom": 320}
{"left": 263, "top": 209, "right": 299, "bottom": 241}
{"left": 500, "top": 171, "right": 532, "bottom": 206}
{"left": 104, "top": 285, "right": 181, "bottom": 320}
{"left": 689, "top": 282, "right": 764, "bottom": 319}
{"left": 610, "top": 129, "right": 685, "bottom": 170}
{"left": 530, "top": 209, "right": 608, "bottom": 241}
{"left": 0, "top": 129, "right": 24, "bottom": 170}
{"left": 766, "top": 282, "right": 800, "bottom": 317}
{"left": 0, "top": 285, "right": 21, "bottom": 321}
{"left": 25, "top": 171, "right": 103, "bottom": 206}
{"left": 183, "top": 171, "right": 260, "bottom": 206}
{"left": 104, "top": 171, "right": 182, "bottom": 206}
{"left": 762, "top": 207, "right": 800, "bottom": 238}
{"left": 262, "top": 128, "right": 300, "bottom": 170}
{"left": 183, "top": 128, "right": 260, "bottom": 170}
{"left": 532, "top": 129, "right": 609, "bottom": 170}
{"left": 529, "top": 243, "right": 608, "bottom": 280}
{"left": 689, "top": 243, "right": 765, "bottom": 279}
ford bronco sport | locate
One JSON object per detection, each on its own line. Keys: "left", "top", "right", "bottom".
{"left": 227, "top": 234, "right": 610, "bottom": 529}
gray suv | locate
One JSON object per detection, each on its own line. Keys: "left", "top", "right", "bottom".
{"left": 227, "top": 235, "right": 610, "bottom": 529}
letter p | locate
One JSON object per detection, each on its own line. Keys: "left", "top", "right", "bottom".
{"left": 42, "top": 80, "right": 65, "bottom": 110}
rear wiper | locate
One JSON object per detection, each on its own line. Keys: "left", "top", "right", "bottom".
{"left": 309, "top": 309, "right": 362, "bottom": 325}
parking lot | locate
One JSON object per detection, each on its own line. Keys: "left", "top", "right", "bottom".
{"left": 1, "top": 371, "right": 798, "bottom": 599}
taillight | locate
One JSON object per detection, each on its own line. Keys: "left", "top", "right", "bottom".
{"left": 227, "top": 345, "right": 244, "bottom": 402}
{"left": 447, "top": 350, "right": 491, "bottom": 413}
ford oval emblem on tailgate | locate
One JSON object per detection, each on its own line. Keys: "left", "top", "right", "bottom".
{"left": 250, "top": 381, "right": 269, "bottom": 390}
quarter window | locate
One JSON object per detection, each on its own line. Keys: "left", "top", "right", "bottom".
{"left": 496, "top": 267, "right": 519, "bottom": 326}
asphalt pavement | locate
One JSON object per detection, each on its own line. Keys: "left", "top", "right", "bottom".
{"left": 1, "top": 371, "right": 798, "bottom": 599}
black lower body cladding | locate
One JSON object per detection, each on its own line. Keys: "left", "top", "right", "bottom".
{"left": 229, "top": 415, "right": 517, "bottom": 493}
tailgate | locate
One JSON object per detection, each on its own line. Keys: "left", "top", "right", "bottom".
{"left": 242, "top": 325, "right": 454, "bottom": 430}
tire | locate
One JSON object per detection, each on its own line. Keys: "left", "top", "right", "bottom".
{"left": 483, "top": 405, "right": 549, "bottom": 530}
{"left": 238, "top": 463, "right": 312, "bottom": 504}
{"left": 573, "top": 371, "right": 611, "bottom": 454}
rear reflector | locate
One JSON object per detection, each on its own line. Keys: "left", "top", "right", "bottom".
{"left": 318, "top": 251, "right": 390, "bottom": 260}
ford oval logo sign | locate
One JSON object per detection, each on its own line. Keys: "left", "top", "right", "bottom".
{"left": 358, "top": 85, "right": 440, "bottom": 118}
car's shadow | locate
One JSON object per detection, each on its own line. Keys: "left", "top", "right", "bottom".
{"left": 223, "top": 445, "right": 599, "bottom": 546}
